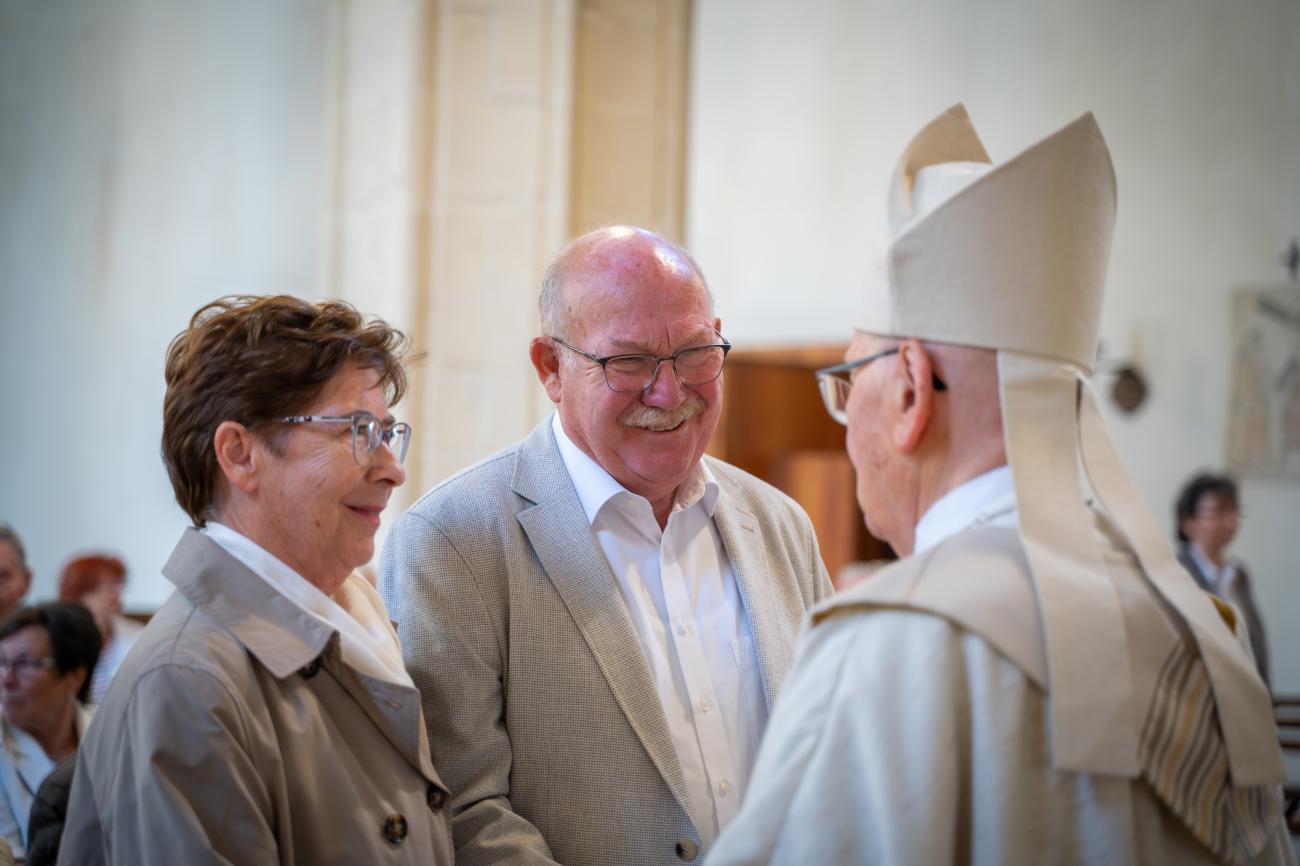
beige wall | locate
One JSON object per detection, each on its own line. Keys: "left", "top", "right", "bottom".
{"left": 687, "top": 0, "right": 1300, "bottom": 691}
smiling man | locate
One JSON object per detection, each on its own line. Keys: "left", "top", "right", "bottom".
{"left": 380, "top": 226, "right": 832, "bottom": 866}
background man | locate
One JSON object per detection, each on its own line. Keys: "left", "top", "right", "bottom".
{"left": 708, "top": 107, "right": 1291, "bottom": 865}
{"left": 0, "top": 530, "right": 31, "bottom": 625}
{"left": 381, "top": 226, "right": 832, "bottom": 866}
{"left": 1176, "top": 472, "right": 1270, "bottom": 689}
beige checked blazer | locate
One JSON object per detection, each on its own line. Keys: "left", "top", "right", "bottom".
{"left": 379, "top": 419, "right": 833, "bottom": 866}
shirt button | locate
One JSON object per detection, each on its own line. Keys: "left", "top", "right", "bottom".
{"left": 718, "top": 780, "right": 731, "bottom": 796}
{"left": 697, "top": 698, "right": 711, "bottom": 714}
{"left": 676, "top": 623, "right": 689, "bottom": 636}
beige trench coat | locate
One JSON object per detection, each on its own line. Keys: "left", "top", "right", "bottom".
{"left": 58, "top": 529, "right": 454, "bottom": 866}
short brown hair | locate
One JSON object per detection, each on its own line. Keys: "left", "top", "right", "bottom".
{"left": 162, "top": 295, "right": 411, "bottom": 526}
{"left": 58, "top": 554, "right": 127, "bottom": 601}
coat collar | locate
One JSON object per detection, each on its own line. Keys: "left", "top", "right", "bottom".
{"left": 163, "top": 528, "right": 335, "bottom": 680}
{"left": 165, "top": 529, "right": 446, "bottom": 790}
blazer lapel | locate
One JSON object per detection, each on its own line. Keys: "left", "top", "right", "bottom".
{"left": 512, "top": 421, "right": 692, "bottom": 820}
{"left": 711, "top": 488, "right": 794, "bottom": 711}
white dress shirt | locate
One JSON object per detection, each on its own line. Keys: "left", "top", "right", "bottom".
{"left": 551, "top": 415, "right": 766, "bottom": 847}
{"left": 1188, "top": 542, "right": 1241, "bottom": 600}
{"left": 203, "top": 522, "right": 411, "bottom": 688}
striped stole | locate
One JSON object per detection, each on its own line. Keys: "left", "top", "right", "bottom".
{"left": 1140, "top": 639, "right": 1282, "bottom": 864}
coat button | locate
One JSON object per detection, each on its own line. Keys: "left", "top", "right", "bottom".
{"left": 427, "top": 784, "right": 447, "bottom": 811}
{"left": 298, "top": 657, "right": 322, "bottom": 679}
{"left": 383, "top": 814, "right": 409, "bottom": 844}
{"left": 675, "top": 839, "right": 699, "bottom": 861}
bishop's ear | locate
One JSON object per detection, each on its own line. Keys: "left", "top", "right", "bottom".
{"left": 213, "top": 420, "right": 261, "bottom": 494}
{"left": 892, "top": 340, "right": 938, "bottom": 454}
{"left": 529, "top": 337, "right": 564, "bottom": 404}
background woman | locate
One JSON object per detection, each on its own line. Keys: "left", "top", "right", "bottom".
{"left": 57, "top": 556, "right": 143, "bottom": 704}
{"left": 0, "top": 603, "right": 100, "bottom": 861}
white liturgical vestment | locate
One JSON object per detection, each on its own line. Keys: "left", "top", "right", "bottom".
{"left": 707, "top": 469, "right": 1296, "bottom": 866}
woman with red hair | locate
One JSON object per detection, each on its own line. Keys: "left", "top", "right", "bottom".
{"left": 57, "top": 556, "right": 142, "bottom": 705}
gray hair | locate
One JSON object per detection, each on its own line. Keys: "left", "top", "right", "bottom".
{"left": 538, "top": 256, "right": 571, "bottom": 340}
{"left": 538, "top": 228, "right": 715, "bottom": 342}
{"left": 0, "top": 524, "right": 27, "bottom": 569}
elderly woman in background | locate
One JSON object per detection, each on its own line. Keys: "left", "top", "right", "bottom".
{"left": 59, "top": 295, "right": 453, "bottom": 865}
{"left": 56, "top": 556, "right": 143, "bottom": 704}
{"left": 0, "top": 603, "right": 101, "bottom": 861}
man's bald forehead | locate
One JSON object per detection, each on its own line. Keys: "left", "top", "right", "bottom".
{"left": 559, "top": 226, "right": 700, "bottom": 284}
{"left": 539, "top": 226, "right": 713, "bottom": 339}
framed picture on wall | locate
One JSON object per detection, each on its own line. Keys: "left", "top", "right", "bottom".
{"left": 1226, "top": 283, "right": 1300, "bottom": 478}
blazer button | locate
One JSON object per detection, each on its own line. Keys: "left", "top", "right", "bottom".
{"left": 675, "top": 840, "right": 699, "bottom": 861}
{"left": 383, "top": 814, "right": 409, "bottom": 844}
{"left": 427, "top": 784, "right": 447, "bottom": 811}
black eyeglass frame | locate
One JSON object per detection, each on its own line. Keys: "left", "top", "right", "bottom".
{"left": 814, "top": 346, "right": 947, "bottom": 425}
{"left": 549, "top": 335, "right": 733, "bottom": 393}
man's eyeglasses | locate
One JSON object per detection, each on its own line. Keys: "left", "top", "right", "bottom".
{"left": 275, "top": 412, "right": 412, "bottom": 465}
{"left": 0, "top": 655, "right": 57, "bottom": 678}
{"left": 550, "top": 336, "right": 732, "bottom": 393}
{"left": 815, "top": 347, "right": 948, "bottom": 425}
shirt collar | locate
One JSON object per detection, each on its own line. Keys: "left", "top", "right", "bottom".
{"left": 913, "top": 464, "right": 1018, "bottom": 554}
{"left": 1189, "top": 542, "right": 1236, "bottom": 588}
{"left": 551, "top": 413, "right": 719, "bottom": 524}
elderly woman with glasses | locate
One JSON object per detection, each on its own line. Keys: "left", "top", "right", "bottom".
{"left": 60, "top": 295, "right": 452, "bottom": 866}
{"left": 0, "top": 603, "right": 101, "bottom": 861}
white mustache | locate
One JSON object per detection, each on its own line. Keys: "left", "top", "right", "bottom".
{"left": 619, "top": 394, "right": 706, "bottom": 432}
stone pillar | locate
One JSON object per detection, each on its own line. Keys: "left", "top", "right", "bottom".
{"left": 570, "top": 0, "right": 691, "bottom": 241}
{"left": 418, "top": 0, "right": 576, "bottom": 492}
{"left": 329, "top": 0, "right": 576, "bottom": 513}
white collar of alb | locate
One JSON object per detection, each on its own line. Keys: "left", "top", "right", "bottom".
{"left": 912, "top": 464, "right": 1018, "bottom": 555}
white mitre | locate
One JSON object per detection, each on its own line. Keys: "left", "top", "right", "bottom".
{"left": 860, "top": 104, "right": 1282, "bottom": 785}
